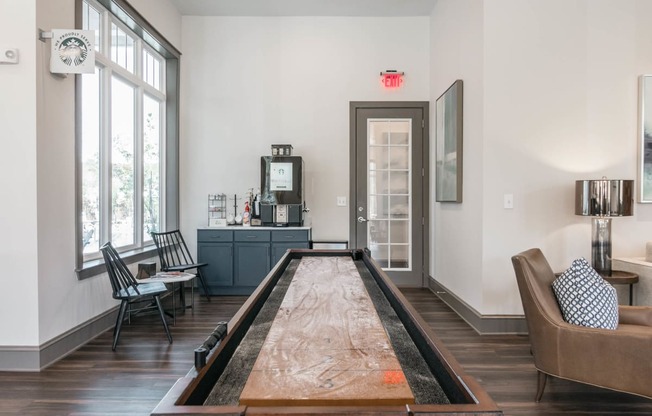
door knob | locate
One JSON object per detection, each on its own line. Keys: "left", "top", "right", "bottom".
{"left": 357, "top": 216, "right": 368, "bottom": 223}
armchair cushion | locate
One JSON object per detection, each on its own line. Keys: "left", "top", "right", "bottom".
{"left": 619, "top": 305, "right": 652, "bottom": 327}
{"left": 552, "top": 258, "right": 619, "bottom": 330}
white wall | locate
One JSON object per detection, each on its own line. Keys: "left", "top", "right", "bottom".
{"left": 179, "top": 16, "right": 430, "bottom": 249}
{"left": 430, "top": 0, "right": 485, "bottom": 312}
{"left": 0, "top": 0, "right": 40, "bottom": 345}
{"left": 0, "top": 0, "right": 181, "bottom": 351}
{"left": 431, "top": 0, "right": 652, "bottom": 316}
{"left": 481, "top": 0, "right": 652, "bottom": 314}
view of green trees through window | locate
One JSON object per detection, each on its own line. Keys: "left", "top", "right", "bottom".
{"left": 111, "top": 75, "right": 135, "bottom": 247}
{"left": 143, "top": 94, "right": 161, "bottom": 238}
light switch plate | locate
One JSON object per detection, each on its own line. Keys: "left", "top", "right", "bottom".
{"left": 336, "top": 196, "right": 347, "bottom": 207}
{"left": 504, "top": 194, "right": 514, "bottom": 209}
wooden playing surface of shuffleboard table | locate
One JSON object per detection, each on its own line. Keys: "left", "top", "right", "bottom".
{"left": 238, "top": 255, "right": 414, "bottom": 407}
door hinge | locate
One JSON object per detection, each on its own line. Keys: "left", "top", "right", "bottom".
{"left": 422, "top": 168, "right": 425, "bottom": 177}
{"left": 422, "top": 217, "right": 425, "bottom": 226}
{"left": 421, "top": 119, "right": 425, "bottom": 128}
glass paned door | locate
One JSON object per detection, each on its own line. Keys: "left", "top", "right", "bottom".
{"left": 367, "top": 119, "right": 411, "bottom": 270}
{"left": 352, "top": 103, "right": 427, "bottom": 287}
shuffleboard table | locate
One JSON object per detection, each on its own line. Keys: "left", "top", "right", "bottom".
{"left": 152, "top": 249, "right": 501, "bottom": 415}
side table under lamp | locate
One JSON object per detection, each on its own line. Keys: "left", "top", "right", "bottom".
{"left": 575, "top": 178, "right": 638, "bottom": 305}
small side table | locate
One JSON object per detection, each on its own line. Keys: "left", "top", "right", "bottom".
{"left": 140, "top": 272, "right": 196, "bottom": 324}
{"left": 601, "top": 270, "right": 639, "bottom": 306}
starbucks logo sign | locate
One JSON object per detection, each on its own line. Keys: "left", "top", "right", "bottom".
{"left": 57, "top": 36, "right": 89, "bottom": 67}
{"left": 50, "top": 30, "right": 95, "bottom": 74}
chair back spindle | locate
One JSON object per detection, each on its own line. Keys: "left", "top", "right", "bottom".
{"left": 151, "top": 229, "right": 211, "bottom": 299}
{"left": 153, "top": 231, "right": 192, "bottom": 270}
{"left": 101, "top": 242, "right": 140, "bottom": 298}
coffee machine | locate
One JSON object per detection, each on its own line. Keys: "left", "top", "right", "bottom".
{"left": 260, "top": 155, "right": 304, "bottom": 226}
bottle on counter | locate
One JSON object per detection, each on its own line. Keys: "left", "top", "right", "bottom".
{"left": 243, "top": 201, "right": 251, "bottom": 226}
{"left": 252, "top": 190, "right": 260, "bottom": 219}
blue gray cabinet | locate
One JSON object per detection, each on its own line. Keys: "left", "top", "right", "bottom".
{"left": 197, "top": 230, "right": 234, "bottom": 294}
{"left": 271, "top": 229, "right": 310, "bottom": 265}
{"left": 234, "top": 230, "right": 271, "bottom": 288}
{"left": 197, "top": 227, "right": 310, "bottom": 295}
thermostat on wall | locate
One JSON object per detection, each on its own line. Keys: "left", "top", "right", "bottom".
{"left": 0, "top": 48, "right": 19, "bottom": 64}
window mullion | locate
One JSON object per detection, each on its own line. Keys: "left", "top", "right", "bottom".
{"left": 134, "top": 85, "right": 144, "bottom": 247}
{"left": 134, "top": 38, "right": 144, "bottom": 246}
{"left": 101, "top": 6, "right": 110, "bottom": 57}
{"left": 135, "top": 38, "right": 142, "bottom": 81}
{"left": 99, "top": 6, "right": 112, "bottom": 247}
{"left": 100, "top": 66, "right": 112, "bottom": 246}
{"left": 158, "top": 97, "right": 166, "bottom": 232}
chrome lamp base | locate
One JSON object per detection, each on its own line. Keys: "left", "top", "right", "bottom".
{"left": 591, "top": 217, "right": 612, "bottom": 276}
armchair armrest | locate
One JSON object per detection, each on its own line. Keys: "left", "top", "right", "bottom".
{"left": 619, "top": 305, "right": 652, "bottom": 327}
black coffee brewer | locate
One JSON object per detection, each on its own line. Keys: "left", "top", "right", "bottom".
{"left": 260, "top": 155, "right": 304, "bottom": 226}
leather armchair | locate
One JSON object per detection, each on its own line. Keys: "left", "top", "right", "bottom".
{"left": 511, "top": 248, "right": 652, "bottom": 401}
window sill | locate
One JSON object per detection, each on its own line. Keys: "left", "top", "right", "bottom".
{"left": 76, "top": 246, "right": 159, "bottom": 280}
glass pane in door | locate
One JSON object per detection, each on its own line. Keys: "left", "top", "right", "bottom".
{"left": 367, "top": 119, "right": 412, "bottom": 270}
{"left": 369, "top": 244, "right": 389, "bottom": 268}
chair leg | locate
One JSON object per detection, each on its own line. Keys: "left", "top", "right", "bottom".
{"left": 535, "top": 370, "right": 547, "bottom": 402}
{"left": 196, "top": 268, "right": 211, "bottom": 301}
{"left": 154, "top": 295, "right": 173, "bottom": 344}
{"left": 112, "top": 300, "right": 129, "bottom": 351}
{"left": 179, "top": 282, "right": 186, "bottom": 309}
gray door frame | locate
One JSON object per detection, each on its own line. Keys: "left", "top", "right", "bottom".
{"left": 349, "top": 101, "right": 430, "bottom": 287}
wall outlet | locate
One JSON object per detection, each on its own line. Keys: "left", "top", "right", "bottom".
{"left": 336, "top": 196, "right": 347, "bottom": 207}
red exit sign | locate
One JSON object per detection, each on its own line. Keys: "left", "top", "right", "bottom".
{"left": 380, "top": 71, "right": 404, "bottom": 88}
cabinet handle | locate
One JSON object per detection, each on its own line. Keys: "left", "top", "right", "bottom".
{"left": 246, "top": 235, "right": 256, "bottom": 239}
{"left": 285, "top": 235, "right": 294, "bottom": 239}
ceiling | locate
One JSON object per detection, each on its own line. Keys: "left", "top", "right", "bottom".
{"left": 169, "top": 0, "right": 437, "bottom": 17}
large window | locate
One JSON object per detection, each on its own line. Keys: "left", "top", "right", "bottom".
{"left": 77, "top": 0, "right": 180, "bottom": 277}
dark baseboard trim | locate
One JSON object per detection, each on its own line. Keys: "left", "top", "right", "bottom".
{"left": 0, "top": 307, "right": 119, "bottom": 371}
{"left": 427, "top": 276, "right": 528, "bottom": 335}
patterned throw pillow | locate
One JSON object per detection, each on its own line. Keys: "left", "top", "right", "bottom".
{"left": 552, "top": 258, "right": 619, "bottom": 330}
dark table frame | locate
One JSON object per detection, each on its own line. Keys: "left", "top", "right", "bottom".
{"left": 152, "top": 249, "right": 501, "bottom": 415}
{"left": 602, "top": 270, "right": 639, "bottom": 306}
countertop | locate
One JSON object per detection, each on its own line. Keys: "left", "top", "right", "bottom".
{"left": 198, "top": 226, "right": 311, "bottom": 231}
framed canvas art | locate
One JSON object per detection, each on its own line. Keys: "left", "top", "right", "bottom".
{"left": 435, "top": 80, "right": 463, "bottom": 203}
{"left": 640, "top": 75, "right": 652, "bottom": 202}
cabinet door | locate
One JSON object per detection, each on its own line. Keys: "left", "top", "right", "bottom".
{"left": 271, "top": 229, "right": 310, "bottom": 266}
{"left": 198, "top": 243, "right": 233, "bottom": 288}
{"left": 234, "top": 243, "right": 271, "bottom": 287}
{"left": 272, "top": 242, "right": 310, "bottom": 266}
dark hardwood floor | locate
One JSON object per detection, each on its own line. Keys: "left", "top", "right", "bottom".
{"left": 1, "top": 289, "right": 650, "bottom": 415}
{"left": 403, "top": 289, "right": 652, "bottom": 415}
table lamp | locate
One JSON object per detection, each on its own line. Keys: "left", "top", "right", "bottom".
{"left": 575, "top": 178, "right": 633, "bottom": 275}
